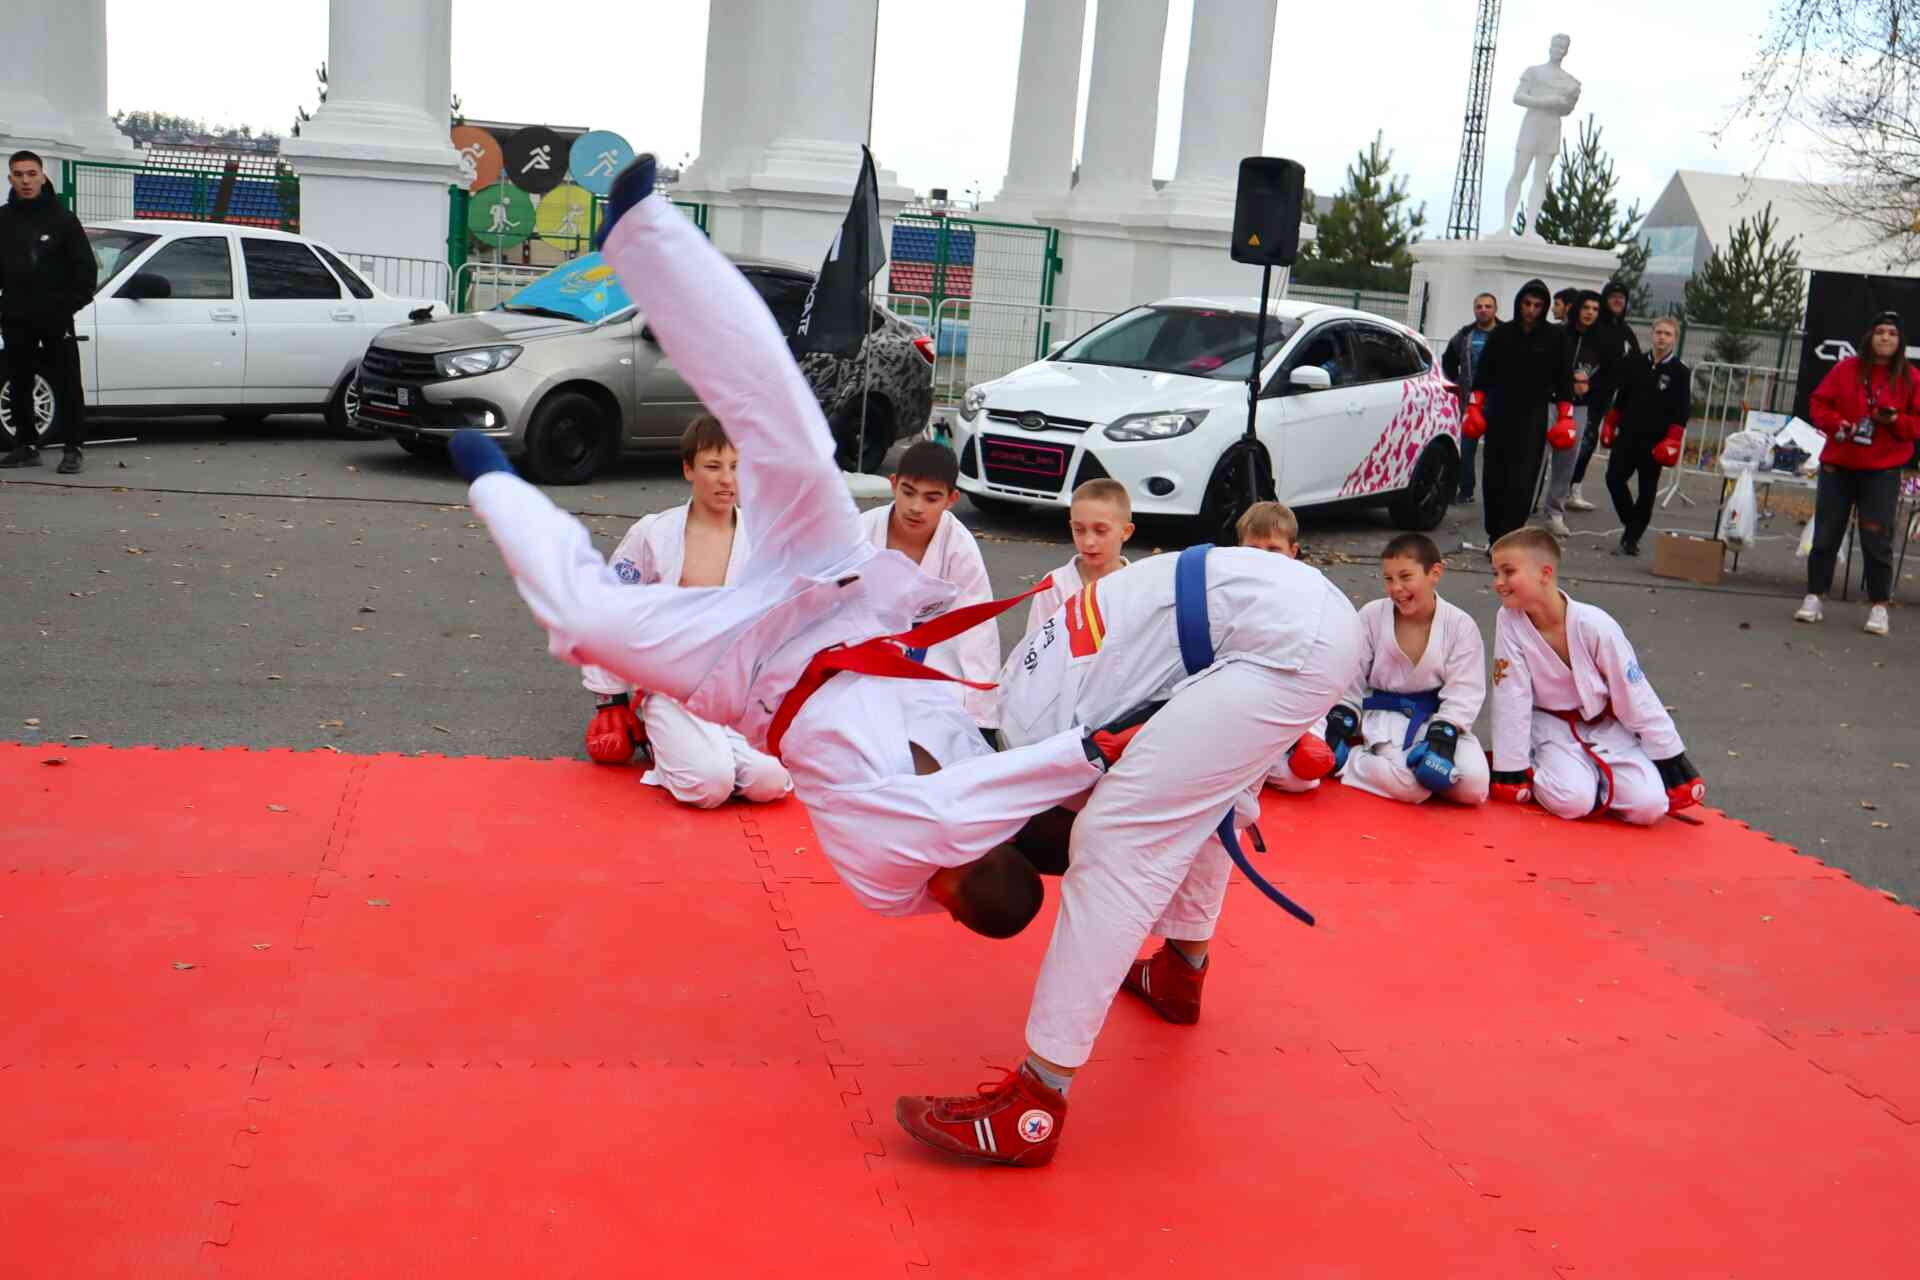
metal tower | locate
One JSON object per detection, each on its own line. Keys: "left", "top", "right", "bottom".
{"left": 1445, "top": 0, "right": 1503, "bottom": 239}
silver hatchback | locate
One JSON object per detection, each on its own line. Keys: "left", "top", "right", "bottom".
{"left": 355, "top": 252, "right": 933, "bottom": 482}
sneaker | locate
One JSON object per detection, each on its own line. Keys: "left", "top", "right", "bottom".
{"left": 1566, "top": 483, "right": 1595, "bottom": 512}
{"left": 895, "top": 1064, "right": 1066, "bottom": 1167}
{"left": 1865, "top": 604, "right": 1890, "bottom": 636}
{"left": 56, "top": 448, "right": 82, "bottom": 475}
{"left": 1547, "top": 513, "right": 1570, "bottom": 538}
{"left": 1793, "top": 594, "right": 1824, "bottom": 624}
{"left": 1452, "top": 491, "right": 1475, "bottom": 505}
{"left": 0, "top": 445, "right": 41, "bottom": 468}
{"left": 1613, "top": 534, "right": 1639, "bottom": 557}
{"left": 1120, "top": 943, "right": 1208, "bottom": 1024}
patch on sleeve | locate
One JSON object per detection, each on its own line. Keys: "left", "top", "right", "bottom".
{"left": 1492, "top": 657, "right": 1511, "bottom": 686}
{"left": 1625, "top": 660, "right": 1645, "bottom": 684}
{"left": 1064, "top": 582, "right": 1105, "bottom": 658}
{"left": 613, "top": 559, "right": 643, "bottom": 584}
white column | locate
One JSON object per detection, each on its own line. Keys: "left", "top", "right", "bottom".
{"left": 45, "top": 0, "right": 136, "bottom": 157}
{"left": 0, "top": 2, "right": 65, "bottom": 151}
{"left": 281, "top": 0, "right": 461, "bottom": 263}
{"left": 749, "top": 0, "right": 879, "bottom": 188}
{"left": 1161, "top": 0, "right": 1277, "bottom": 213}
{"left": 675, "top": 0, "right": 765, "bottom": 194}
{"left": 987, "top": 0, "right": 1087, "bottom": 217}
{"left": 1070, "top": 0, "right": 1169, "bottom": 211}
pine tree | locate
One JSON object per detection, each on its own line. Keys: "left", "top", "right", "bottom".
{"left": 1305, "top": 131, "right": 1426, "bottom": 270}
{"left": 1682, "top": 203, "right": 1804, "bottom": 363}
{"left": 1521, "top": 115, "right": 1652, "bottom": 309}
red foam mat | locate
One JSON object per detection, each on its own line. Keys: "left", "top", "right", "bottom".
{"left": 2, "top": 742, "right": 1916, "bottom": 1278}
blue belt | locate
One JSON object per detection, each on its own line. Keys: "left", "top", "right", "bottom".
{"left": 1361, "top": 689, "right": 1443, "bottom": 750}
{"left": 1174, "top": 544, "right": 1314, "bottom": 928}
{"left": 904, "top": 646, "right": 928, "bottom": 663}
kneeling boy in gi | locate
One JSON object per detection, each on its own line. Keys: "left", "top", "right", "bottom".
{"left": 580, "top": 416, "right": 792, "bottom": 808}
{"left": 1022, "top": 478, "right": 1134, "bottom": 639}
{"left": 1321, "top": 532, "right": 1490, "bottom": 805}
{"left": 1487, "top": 527, "right": 1705, "bottom": 822}
{"left": 860, "top": 441, "right": 999, "bottom": 734}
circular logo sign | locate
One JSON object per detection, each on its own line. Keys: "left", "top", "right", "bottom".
{"left": 467, "top": 183, "right": 536, "bottom": 251}
{"left": 536, "top": 183, "right": 595, "bottom": 252}
{"left": 450, "top": 124, "right": 502, "bottom": 193}
{"left": 1016, "top": 1109, "right": 1054, "bottom": 1143}
{"left": 503, "top": 126, "right": 569, "bottom": 195}
{"left": 569, "top": 130, "right": 635, "bottom": 197}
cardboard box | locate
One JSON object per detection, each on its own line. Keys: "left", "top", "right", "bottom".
{"left": 1652, "top": 532, "right": 1725, "bottom": 585}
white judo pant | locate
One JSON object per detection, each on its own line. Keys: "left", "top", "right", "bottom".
{"left": 1528, "top": 710, "right": 1667, "bottom": 825}
{"left": 1024, "top": 620, "right": 1357, "bottom": 1069}
{"left": 1342, "top": 710, "right": 1490, "bottom": 806}
{"left": 641, "top": 693, "right": 791, "bottom": 809}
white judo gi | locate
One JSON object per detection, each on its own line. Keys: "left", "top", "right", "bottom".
{"left": 1491, "top": 594, "right": 1684, "bottom": 825}
{"left": 581, "top": 506, "right": 791, "bottom": 809}
{"left": 857, "top": 504, "right": 1000, "bottom": 728}
{"left": 998, "top": 547, "right": 1362, "bottom": 1067}
{"left": 1021, "top": 556, "right": 1129, "bottom": 641}
{"left": 467, "top": 191, "right": 1102, "bottom": 915}
{"left": 1326, "top": 596, "right": 1490, "bottom": 806}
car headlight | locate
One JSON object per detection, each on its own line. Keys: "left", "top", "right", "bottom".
{"left": 960, "top": 384, "right": 988, "bottom": 422}
{"left": 1103, "top": 409, "right": 1208, "bottom": 442}
{"left": 434, "top": 345, "right": 522, "bottom": 379}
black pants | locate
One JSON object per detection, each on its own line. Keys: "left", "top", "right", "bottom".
{"left": 1808, "top": 464, "right": 1902, "bottom": 603}
{"left": 1605, "top": 441, "right": 1661, "bottom": 544}
{"left": 1481, "top": 427, "right": 1546, "bottom": 543}
{"left": 2, "top": 319, "right": 85, "bottom": 451}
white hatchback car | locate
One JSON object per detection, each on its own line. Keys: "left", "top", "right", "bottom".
{"left": 0, "top": 219, "right": 446, "bottom": 445}
{"left": 953, "top": 297, "right": 1462, "bottom": 536}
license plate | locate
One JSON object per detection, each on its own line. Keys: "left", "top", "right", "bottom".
{"left": 983, "top": 437, "right": 1067, "bottom": 480}
{"left": 396, "top": 386, "right": 411, "bottom": 407}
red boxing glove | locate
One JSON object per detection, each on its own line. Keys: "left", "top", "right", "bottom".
{"left": 1463, "top": 390, "right": 1487, "bottom": 440}
{"left": 1651, "top": 424, "right": 1685, "bottom": 467}
{"left": 1547, "top": 401, "right": 1578, "bottom": 450}
{"left": 1088, "top": 701, "right": 1164, "bottom": 767}
{"left": 1287, "top": 733, "right": 1336, "bottom": 782}
{"left": 1489, "top": 769, "right": 1533, "bottom": 805}
{"left": 1600, "top": 408, "right": 1619, "bottom": 448}
{"left": 1655, "top": 753, "right": 1705, "bottom": 814}
{"left": 586, "top": 694, "right": 644, "bottom": 765}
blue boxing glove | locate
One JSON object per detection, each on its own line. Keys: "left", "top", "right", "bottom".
{"left": 592, "top": 153, "right": 657, "bottom": 251}
{"left": 1405, "top": 720, "right": 1460, "bottom": 793}
{"left": 449, "top": 429, "right": 513, "bottom": 482}
{"left": 1324, "top": 704, "right": 1360, "bottom": 774}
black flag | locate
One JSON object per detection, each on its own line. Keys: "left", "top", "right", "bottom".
{"left": 792, "top": 146, "right": 886, "bottom": 358}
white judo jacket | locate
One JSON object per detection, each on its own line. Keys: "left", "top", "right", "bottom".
{"left": 1022, "top": 556, "right": 1129, "bottom": 640}
{"left": 1345, "top": 595, "right": 1487, "bottom": 735}
{"left": 857, "top": 504, "right": 1000, "bottom": 727}
{"left": 1490, "top": 595, "right": 1685, "bottom": 773}
{"left": 582, "top": 504, "right": 750, "bottom": 697}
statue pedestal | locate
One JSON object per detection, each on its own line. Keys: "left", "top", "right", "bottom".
{"left": 1408, "top": 238, "right": 1619, "bottom": 343}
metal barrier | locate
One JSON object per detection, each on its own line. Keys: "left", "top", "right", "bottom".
{"left": 878, "top": 292, "right": 934, "bottom": 331}
{"left": 340, "top": 251, "right": 451, "bottom": 305}
{"left": 453, "top": 261, "right": 547, "bottom": 312}
{"left": 64, "top": 155, "right": 299, "bottom": 231}
{"left": 888, "top": 210, "right": 1062, "bottom": 316}
{"left": 1659, "top": 361, "right": 1793, "bottom": 508}
{"left": 1287, "top": 284, "right": 1412, "bottom": 326}
{"left": 928, "top": 297, "right": 1118, "bottom": 407}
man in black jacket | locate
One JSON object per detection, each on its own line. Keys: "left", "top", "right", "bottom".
{"left": 1604, "top": 316, "right": 1691, "bottom": 556}
{"left": 1440, "top": 291, "right": 1498, "bottom": 503}
{"left": 1465, "top": 278, "right": 1571, "bottom": 545}
{"left": 1568, "top": 278, "right": 1644, "bottom": 509}
{"left": 0, "top": 150, "right": 95, "bottom": 473}
{"left": 1544, "top": 290, "right": 1613, "bottom": 534}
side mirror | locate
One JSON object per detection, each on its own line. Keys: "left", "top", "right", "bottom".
{"left": 1288, "top": 365, "right": 1332, "bottom": 391}
{"left": 640, "top": 323, "right": 658, "bottom": 345}
{"left": 118, "top": 271, "right": 171, "bottom": 301}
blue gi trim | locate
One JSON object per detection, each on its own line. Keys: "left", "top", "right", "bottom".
{"left": 1172, "top": 543, "right": 1315, "bottom": 927}
{"left": 903, "top": 646, "right": 928, "bottom": 664}
{"left": 1361, "top": 689, "right": 1444, "bottom": 750}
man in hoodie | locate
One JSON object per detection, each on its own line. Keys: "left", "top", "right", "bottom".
{"left": 1543, "top": 290, "right": 1614, "bottom": 536}
{"left": 0, "top": 151, "right": 94, "bottom": 474}
{"left": 1566, "top": 279, "right": 1644, "bottom": 512}
{"left": 1441, "top": 292, "right": 1499, "bottom": 503}
{"left": 1463, "top": 279, "right": 1573, "bottom": 546}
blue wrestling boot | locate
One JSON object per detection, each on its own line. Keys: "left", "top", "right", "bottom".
{"left": 449, "top": 430, "right": 514, "bottom": 482}
{"left": 592, "top": 153, "right": 657, "bottom": 251}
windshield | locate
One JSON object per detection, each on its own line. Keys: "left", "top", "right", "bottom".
{"left": 1053, "top": 305, "right": 1302, "bottom": 380}
{"left": 86, "top": 229, "right": 159, "bottom": 291}
{"left": 497, "top": 252, "right": 631, "bottom": 324}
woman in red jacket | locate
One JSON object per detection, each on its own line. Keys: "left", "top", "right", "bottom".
{"left": 1796, "top": 311, "right": 1918, "bottom": 636}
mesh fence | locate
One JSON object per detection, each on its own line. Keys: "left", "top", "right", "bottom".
{"left": 1285, "top": 284, "right": 1413, "bottom": 326}
{"left": 66, "top": 154, "right": 300, "bottom": 231}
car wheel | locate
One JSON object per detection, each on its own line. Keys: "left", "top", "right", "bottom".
{"left": 0, "top": 373, "right": 56, "bottom": 448}
{"left": 1193, "top": 439, "right": 1274, "bottom": 545}
{"left": 521, "top": 390, "right": 608, "bottom": 484}
{"left": 831, "top": 394, "right": 895, "bottom": 474}
{"left": 326, "top": 372, "right": 378, "bottom": 439}
{"left": 397, "top": 435, "right": 448, "bottom": 459}
{"left": 1387, "top": 440, "right": 1460, "bottom": 532}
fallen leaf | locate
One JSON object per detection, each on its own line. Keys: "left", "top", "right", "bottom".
{"left": 23, "top": 718, "right": 39, "bottom": 727}
{"left": 466, "top": 633, "right": 481, "bottom": 640}
{"left": 1894, "top": 762, "right": 1910, "bottom": 770}
{"left": 318, "top": 720, "right": 345, "bottom": 729}
{"left": 172, "top": 962, "right": 196, "bottom": 971}
{"left": 358, "top": 606, "right": 376, "bottom": 614}
{"left": 1760, "top": 915, "right": 1774, "bottom": 924}
{"left": 67, "top": 734, "right": 88, "bottom": 741}
{"left": 41, "top": 757, "right": 65, "bottom": 766}
{"left": 388, "top": 672, "right": 406, "bottom": 678}
{"left": 124, "top": 546, "right": 146, "bottom": 555}
{"left": 267, "top": 674, "right": 284, "bottom": 681}
{"left": 431, "top": 724, "right": 451, "bottom": 734}
{"left": 1727, "top": 750, "right": 1741, "bottom": 758}
{"left": 266, "top": 804, "right": 288, "bottom": 813}
{"left": 1861, "top": 800, "right": 1878, "bottom": 810}
{"left": 251, "top": 943, "right": 272, "bottom": 951}
{"left": 351, "top": 625, "right": 368, "bottom": 632}
{"left": 1873, "top": 820, "right": 1891, "bottom": 829}
{"left": 367, "top": 898, "right": 390, "bottom": 908}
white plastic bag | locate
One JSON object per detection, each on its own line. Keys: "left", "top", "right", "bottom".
{"left": 1718, "top": 470, "right": 1758, "bottom": 548}
{"left": 1718, "top": 429, "right": 1774, "bottom": 475}
{"left": 1795, "top": 514, "right": 1849, "bottom": 572}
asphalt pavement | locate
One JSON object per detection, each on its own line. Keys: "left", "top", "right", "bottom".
{"left": 4, "top": 414, "right": 1917, "bottom": 901}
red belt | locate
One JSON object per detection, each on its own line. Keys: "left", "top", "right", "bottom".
{"left": 1545, "top": 706, "right": 1615, "bottom": 813}
{"left": 765, "top": 575, "right": 1053, "bottom": 759}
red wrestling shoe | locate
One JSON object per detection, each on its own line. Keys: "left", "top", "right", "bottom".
{"left": 1120, "top": 942, "right": 1207, "bottom": 1024}
{"left": 895, "top": 1064, "right": 1067, "bottom": 1167}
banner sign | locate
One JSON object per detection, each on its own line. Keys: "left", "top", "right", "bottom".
{"left": 1794, "top": 270, "right": 1920, "bottom": 421}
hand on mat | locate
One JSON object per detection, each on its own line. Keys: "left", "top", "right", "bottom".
{"left": 1654, "top": 752, "right": 1705, "bottom": 813}
{"left": 1287, "top": 733, "right": 1336, "bottom": 781}
{"left": 593, "top": 153, "right": 657, "bottom": 251}
{"left": 1489, "top": 768, "right": 1533, "bottom": 805}
{"left": 586, "top": 693, "right": 645, "bottom": 765}
{"left": 450, "top": 430, "right": 513, "bottom": 482}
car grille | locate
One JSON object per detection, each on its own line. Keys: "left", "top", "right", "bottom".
{"left": 1072, "top": 450, "right": 1111, "bottom": 489}
{"left": 360, "top": 346, "right": 439, "bottom": 381}
{"left": 979, "top": 434, "right": 1070, "bottom": 494}
{"left": 986, "top": 409, "right": 1094, "bottom": 434}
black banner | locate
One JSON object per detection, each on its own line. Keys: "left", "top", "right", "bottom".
{"left": 792, "top": 146, "right": 886, "bottom": 359}
{"left": 1795, "top": 270, "right": 1920, "bottom": 420}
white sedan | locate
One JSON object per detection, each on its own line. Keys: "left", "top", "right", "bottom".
{"left": 0, "top": 219, "right": 446, "bottom": 444}
{"left": 953, "top": 297, "right": 1463, "bottom": 538}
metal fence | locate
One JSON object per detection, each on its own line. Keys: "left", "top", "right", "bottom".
{"left": 1658, "top": 361, "right": 1796, "bottom": 508}
{"left": 878, "top": 292, "right": 934, "bottom": 332}
{"left": 887, "top": 210, "right": 1062, "bottom": 314}
{"left": 452, "top": 261, "right": 548, "bottom": 312}
{"left": 65, "top": 156, "right": 299, "bottom": 231}
{"left": 1287, "top": 284, "right": 1414, "bottom": 327}
{"left": 928, "top": 298, "right": 1118, "bottom": 407}
{"left": 340, "top": 252, "right": 450, "bottom": 305}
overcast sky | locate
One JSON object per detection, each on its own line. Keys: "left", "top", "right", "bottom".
{"left": 106, "top": 0, "right": 1827, "bottom": 230}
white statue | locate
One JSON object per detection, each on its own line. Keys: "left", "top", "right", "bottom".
{"left": 1497, "top": 34, "right": 1581, "bottom": 240}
